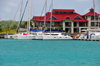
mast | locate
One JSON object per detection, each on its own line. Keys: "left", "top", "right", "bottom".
{"left": 28, "top": 0, "right": 31, "bottom": 32}
{"left": 93, "top": 0, "right": 96, "bottom": 29}
{"left": 20, "top": 0, "right": 23, "bottom": 22}
{"left": 18, "top": 0, "right": 23, "bottom": 33}
{"left": 50, "top": 0, "right": 53, "bottom": 34}
{"left": 44, "top": 0, "right": 47, "bottom": 32}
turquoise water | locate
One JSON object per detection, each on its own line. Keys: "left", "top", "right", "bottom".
{"left": 0, "top": 39, "right": 100, "bottom": 66}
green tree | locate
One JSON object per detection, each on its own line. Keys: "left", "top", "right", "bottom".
{"left": 59, "top": 26, "right": 63, "bottom": 30}
{"left": 24, "top": 21, "right": 27, "bottom": 28}
{"left": 0, "top": 24, "right": 3, "bottom": 32}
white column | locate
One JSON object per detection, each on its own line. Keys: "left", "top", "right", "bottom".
{"left": 79, "top": 27, "right": 81, "bottom": 33}
{"left": 85, "top": 22, "right": 86, "bottom": 27}
{"left": 63, "top": 21, "right": 65, "bottom": 30}
{"left": 71, "top": 22, "right": 74, "bottom": 33}
{"left": 52, "top": 21, "right": 54, "bottom": 29}
{"left": 98, "top": 15, "right": 99, "bottom": 28}
{"left": 88, "top": 16, "right": 91, "bottom": 29}
{"left": 32, "top": 21, "right": 35, "bottom": 29}
{"left": 77, "top": 22, "right": 79, "bottom": 27}
{"left": 77, "top": 22, "right": 79, "bottom": 33}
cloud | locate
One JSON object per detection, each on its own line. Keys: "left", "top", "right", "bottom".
{"left": 4, "top": 8, "right": 11, "bottom": 13}
{"left": 8, "top": 2, "right": 18, "bottom": 6}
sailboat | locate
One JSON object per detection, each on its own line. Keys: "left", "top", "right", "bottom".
{"left": 13, "top": 0, "right": 35, "bottom": 40}
{"left": 4, "top": 0, "right": 23, "bottom": 39}
{"left": 31, "top": 0, "right": 47, "bottom": 40}
{"left": 41, "top": 0, "right": 73, "bottom": 40}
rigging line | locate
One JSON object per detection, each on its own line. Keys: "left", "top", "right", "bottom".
{"left": 18, "top": 0, "right": 28, "bottom": 32}
{"left": 13, "top": 2, "right": 21, "bottom": 21}
{"left": 37, "top": 1, "right": 46, "bottom": 29}
{"left": 37, "top": 1, "right": 52, "bottom": 30}
{"left": 44, "top": 2, "right": 52, "bottom": 31}
{"left": 46, "top": 2, "right": 52, "bottom": 21}
{"left": 8, "top": 1, "right": 21, "bottom": 32}
{"left": 19, "top": 0, "right": 23, "bottom": 26}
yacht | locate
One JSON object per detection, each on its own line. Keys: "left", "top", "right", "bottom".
{"left": 91, "top": 32, "right": 100, "bottom": 40}
{"left": 4, "top": 32, "right": 24, "bottom": 39}
{"left": 42, "top": 32, "right": 73, "bottom": 40}
{"left": 33, "top": 32, "right": 44, "bottom": 40}
{"left": 13, "top": 32, "right": 35, "bottom": 40}
{"left": 78, "top": 29, "right": 100, "bottom": 40}
{"left": 4, "top": 34, "right": 15, "bottom": 39}
{"left": 13, "top": 0, "right": 35, "bottom": 40}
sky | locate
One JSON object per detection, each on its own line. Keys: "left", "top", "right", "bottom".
{"left": 0, "top": 0, "right": 100, "bottom": 21}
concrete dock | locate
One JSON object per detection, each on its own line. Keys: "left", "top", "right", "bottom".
{"left": 73, "top": 38, "right": 100, "bottom": 41}
{"left": 0, "top": 34, "right": 5, "bottom": 38}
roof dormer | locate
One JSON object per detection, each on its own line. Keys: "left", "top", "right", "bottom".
{"left": 65, "top": 16, "right": 70, "bottom": 19}
{"left": 90, "top": 8, "right": 94, "bottom": 12}
{"left": 49, "top": 16, "right": 57, "bottom": 19}
{"left": 74, "top": 16, "right": 81, "bottom": 19}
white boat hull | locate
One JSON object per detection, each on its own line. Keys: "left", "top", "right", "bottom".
{"left": 4, "top": 35, "right": 14, "bottom": 39}
{"left": 91, "top": 35, "right": 100, "bottom": 40}
{"left": 42, "top": 35, "right": 73, "bottom": 40}
{"left": 35, "top": 36, "right": 43, "bottom": 40}
{"left": 14, "top": 35, "right": 35, "bottom": 40}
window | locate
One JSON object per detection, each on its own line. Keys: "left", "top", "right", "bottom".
{"left": 86, "top": 16, "right": 87, "bottom": 19}
{"left": 91, "top": 16, "right": 98, "bottom": 20}
{"left": 49, "top": 16, "right": 57, "bottom": 19}
{"left": 45, "top": 34, "right": 50, "bottom": 35}
{"left": 90, "top": 10, "right": 94, "bottom": 12}
{"left": 91, "top": 16, "right": 94, "bottom": 20}
{"left": 74, "top": 16, "right": 81, "bottom": 19}
{"left": 51, "top": 34, "right": 58, "bottom": 35}
{"left": 66, "top": 16, "right": 70, "bottom": 19}
{"left": 70, "top": 12, "right": 73, "bottom": 14}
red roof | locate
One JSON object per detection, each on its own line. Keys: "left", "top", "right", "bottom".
{"left": 84, "top": 12, "right": 99, "bottom": 16}
{"left": 84, "top": 8, "right": 99, "bottom": 16}
{"left": 31, "top": 16, "right": 44, "bottom": 21}
{"left": 31, "top": 9, "right": 88, "bottom": 22}
{"left": 90, "top": 8, "right": 94, "bottom": 10}
{"left": 53, "top": 9, "right": 75, "bottom": 12}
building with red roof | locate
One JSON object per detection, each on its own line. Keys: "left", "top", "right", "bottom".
{"left": 31, "top": 8, "right": 100, "bottom": 33}
{"left": 83, "top": 8, "right": 100, "bottom": 30}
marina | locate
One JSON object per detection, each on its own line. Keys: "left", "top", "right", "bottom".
{"left": 1, "top": 0, "right": 100, "bottom": 41}
{"left": 0, "top": 0, "right": 100, "bottom": 66}
{"left": 1, "top": 32, "right": 100, "bottom": 41}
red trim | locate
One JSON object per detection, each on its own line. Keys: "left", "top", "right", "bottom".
{"left": 23, "top": 34, "right": 29, "bottom": 35}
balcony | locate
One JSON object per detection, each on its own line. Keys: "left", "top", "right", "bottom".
{"left": 91, "top": 20, "right": 100, "bottom": 22}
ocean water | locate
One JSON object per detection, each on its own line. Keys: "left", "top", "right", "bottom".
{"left": 0, "top": 39, "right": 100, "bottom": 66}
